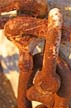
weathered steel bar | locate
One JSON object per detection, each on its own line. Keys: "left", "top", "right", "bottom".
{"left": 17, "top": 49, "right": 33, "bottom": 108}
{"left": 27, "top": 8, "right": 63, "bottom": 108}
{"left": 0, "top": 0, "right": 48, "bottom": 17}
{"left": 33, "top": 8, "right": 63, "bottom": 93}
{"left": 3, "top": 1, "right": 71, "bottom": 108}
{"left": 4, "top": 16, "right": 48, "bottom": 39}
{"left": 3, "top": 1, "right": 48, "bottom": 108}
{"left": 27, "top": 85, "right": 54, "bottom": 107}
{"left": 54, "top": 57, "right": 71, "bottom": 108}
{"left": 4, "top": 15, "right": 51, "bottom": 107}
{"left": 4, "top": 15, "right": 35, "bottom": 108}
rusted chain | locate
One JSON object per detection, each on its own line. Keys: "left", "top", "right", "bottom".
{"left": 4, "top": 16, "right": 48, "bottom": 39}
{"left": 27, "top": 8, "right": 63, "bottom": 108}
{"left": 34, "top": 8, "right": 63, "bottom": 94}
{"left": 17, "top": 50, "right": 33, "bottom": 108}
{"left": 3, "top": 0, "right": 71, "bottom": 107}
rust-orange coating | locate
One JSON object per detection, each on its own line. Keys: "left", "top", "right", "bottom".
{"left": 4, "top": 16, "right": 48, "bottom": 39}
{"left": 1, "top": 0, "right": 71, "bottom": 108}
{"left": 33, "top": 8, "right": 63, "bottom": 94}
{"left": 3, "top": 1, "right": 48, "bottom": 108}
{"left": 0, "top": 0, "right": 48, "bottom": 17}
{"left": 26, "top": 8, "right": 63, "bottom": 108}
{"left": 18, "top": 50, "right": 33, "bottom": 108}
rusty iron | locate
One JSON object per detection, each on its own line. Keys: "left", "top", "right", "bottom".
{"left": 3, "top": 6, "right": 48, "bottom": 108}
{"left": 27, "top": 8, "right": 63, "bottom": 108}
{"left": 0, "top": 0, "right": 71, "bottom": 108}
{"left": 33, "top": 8, "right": 63, "bottom": 93}
{"left": 4, "top": 16, "right": 48, "bottom": 40}
{"left": 17, "top": 50, "right": 33, "bottom": 108}
{"left": 0, "top": 0, "right": 48, "bottom": 17}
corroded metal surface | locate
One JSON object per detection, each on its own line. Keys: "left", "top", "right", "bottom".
{"left": 4, "top": 16, "right": 48, "bottom": 39}
{"left": 0, "top": 0, "right": 48, "bottom": 17}
{"left": 27, "top": 8, "right": 63, "bottom": 108}
{"left": 0, "top": 0, "right": 71, "bottom": 108}
{"left": 17, "top": 50, "right": 33, "bottom": 108}
{"left": 33, "top": 8, "right": 63, "bottom": 93}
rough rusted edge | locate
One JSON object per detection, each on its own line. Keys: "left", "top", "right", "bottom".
{"left": 26, "top": 8, "right": 63, "bottom": 108}
{"left": 34, "top": 8, "right": 63, "bottom": 94}
{"left": 4, "top": 16, "right": 48, "bottom": 40}
{"left": 17, "top": 50, "right": 33, "bottom": 108}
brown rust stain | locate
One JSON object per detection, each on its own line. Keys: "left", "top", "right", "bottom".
{"left": 0, "top": 0, "right": 48, "bottom": 17}
{"left": 1, "top": 0, "right": 71, "bottom": 108}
